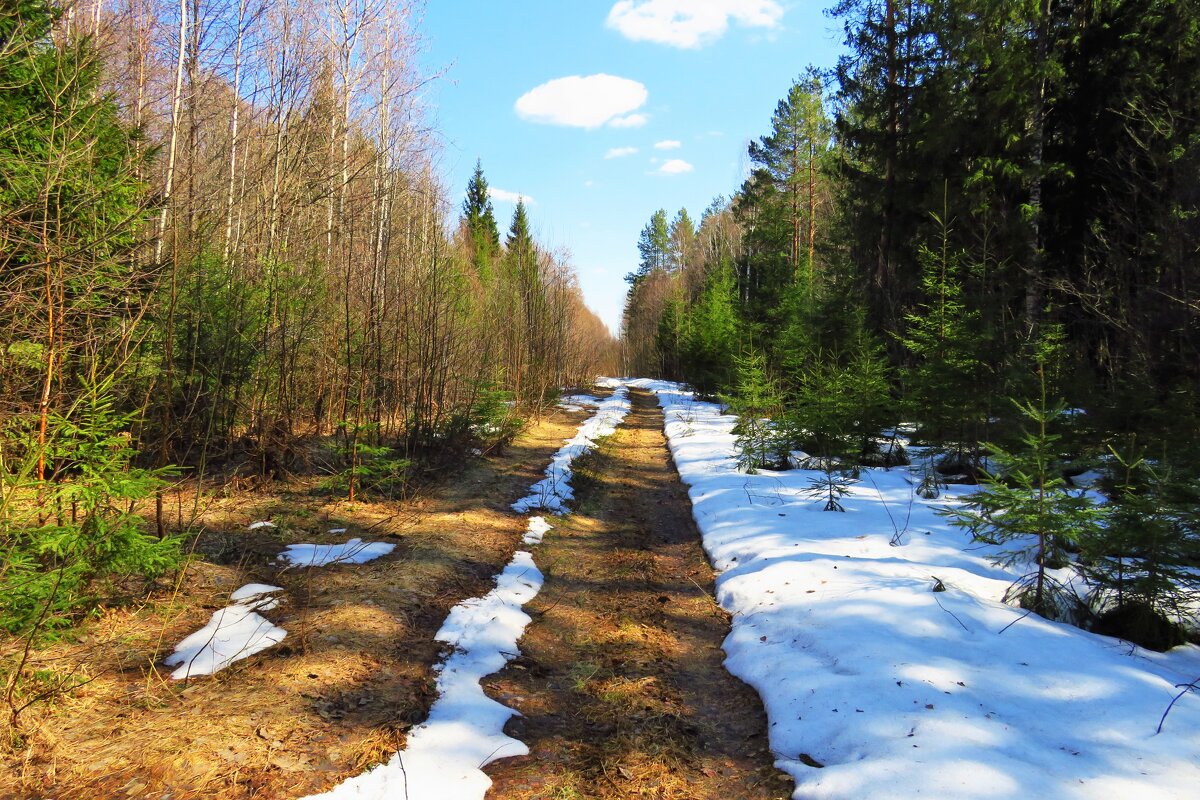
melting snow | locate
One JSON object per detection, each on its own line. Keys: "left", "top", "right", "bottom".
{"left": 165, "top": 584, "right": 286, "bottom": 679}
{"left": 523, "top": 516, "right": 552, "bottom": 545}
{"left": 631, "top": 378, "right": 1200, "bottom": 800}
{"left": 305, "top": 553, "right": 544, "bottom": 799}
{"left": 248, "top": 520, "right": 276, "bottom": 530}
{"left": 513, "top": 384, "right": 632, "bottom": 513}
{"left": 279, "top": 538, "right": 395, "bottom": 567}
{"left": 306, "top": 381, "right": 632, "bottom": 800}
{"left": 557, "top": 393, "right": 603, "bottom": 412}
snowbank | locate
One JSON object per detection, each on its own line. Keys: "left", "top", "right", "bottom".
{"left": 632, "top": 379, "right": 1200, "bottom": 799}
{"left": 165, "top": 584, "right": 286, "bottom": 679}
{"left": 278, "top": 538, "right": 395, "bottom": 567}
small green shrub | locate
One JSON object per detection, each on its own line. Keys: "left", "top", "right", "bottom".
{"left": 724, "top": 352, "right": 785, "bottom": 473}
{"left": 326, "top": 421, "right": 410, "bottom": 499}
{"left": 0, "top": 382, "right": 180, "bottom": 640}
{"left": 942, "top": 396, "right": 1107, "bottom": 619}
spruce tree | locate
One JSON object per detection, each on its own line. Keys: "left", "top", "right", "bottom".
{"left": 667, "top": 208, "right": 695, "bottom": 273}
{"left": 679, "top": 261, "right": 740, "bottom": 395}
{"left": 461, "top": 159, "right": 500, "bottom": 277}
{"left": 726, "top": 352, "right": 784, "bottom": 473}
{"left": 898, "top": 211, "right": 990, "bottom": 490}
{"left": 2, "top": 382, "right": 180, "bottom": 639}
{"left": 1084, "top": 447, "right": 1199, "bottom": 650}
{"left": 942, "top": 335, "right": 1107, "bottom": 619}
{"left": 0, "top": 1, "right": 171, "bottom": 645}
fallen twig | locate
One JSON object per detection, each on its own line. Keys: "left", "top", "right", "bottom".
{"left": 1156, "top": 677, "right": 1199, "bottom": 735}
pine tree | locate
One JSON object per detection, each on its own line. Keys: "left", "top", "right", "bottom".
{"left": 627, "top": 208, "right": 670, "bottom": 285}
{"left": 747, "top": 67, "right": 831, "bottom": 280}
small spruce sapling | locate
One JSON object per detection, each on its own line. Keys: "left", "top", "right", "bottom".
{"left": 1083, "top": 446, "right": 1198, "bottom": 650}
{"left": 941, "top": 337, "right": 1106, "bottom": 619}
{"left": 789, "top": 351, "right": 865, "bottom": 511}
{"left": 468, "top": 380, "right": 522, "bottom": 452}
{"left": 328, "top": 421, "right": 410, "bottom": 500}
{"left": 805, "top": 462, "right": 855, "bottom": 512}
{"left": 3, "top": 381, "right": 181, "bottom": 726}
{"left": 0, "top": 383, "right": 180, "bottom": 640}
{"left": 897, "top": 210, "right": 989, "bottom": 483}
{"left": 725, "top": 352, "right": 784, "bottom": 473}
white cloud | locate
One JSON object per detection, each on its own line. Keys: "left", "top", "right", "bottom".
{"left": 489, "top": 187, "right": 535, "bottom": 205}
{"left": 656, "top": 159, "right": 694, "bottom": 175}
{"left": 606, "top": 0, "right": 783, "bottom": 49}
{"left": 584, "top": 180, "right": 595, "bottom": 187}
{"left": 654, "top": 139, "right": 682, "bottom": 150}
{"left": 515, "top": 74, "right": 648, "bottom": 129}
{"left": 605, "top": 146, "right": 639, "bottom": 159}
{"left": 609, "top": 112, "right": 649, "bottom": 128}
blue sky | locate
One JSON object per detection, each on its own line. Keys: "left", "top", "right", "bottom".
{"left": 421, "top": 1, "right": 845, "bottom": 335}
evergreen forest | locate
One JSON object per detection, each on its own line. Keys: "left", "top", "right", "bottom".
{"left": 622, "top": 0, "right": 1200, "bottom": 649}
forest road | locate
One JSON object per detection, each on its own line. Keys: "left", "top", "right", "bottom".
{"left": 482, "top": 388, "right": 790, "bottom": 800}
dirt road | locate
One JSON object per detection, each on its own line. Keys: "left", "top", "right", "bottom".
{"left": 484, "top": 389, "right": 788, "bottom": 799}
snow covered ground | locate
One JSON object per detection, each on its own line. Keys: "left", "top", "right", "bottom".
{"left": 557, "top": 393, "right": 603, "bottom": 412}
{"left": 307, "top": 384, "right": 634, "bottom": 800}
{"left": 631, "top": 378, "right": 1200, "bottom": 800}
{"left": 164, "top": 584, "right": 287, "bottom": 679}
{"left": 278, "top": 537, "right": 395, "bottom": 567}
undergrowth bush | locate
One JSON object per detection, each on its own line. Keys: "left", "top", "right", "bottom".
{"left": 0, "top": 383, "right": 180, "bottom": 640}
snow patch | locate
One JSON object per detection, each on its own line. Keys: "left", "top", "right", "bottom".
{"left": 165, "top": 584, "right": 286, "bottom": 679}
{"left": 523, "top": 516, "right": 552, "bottom": 545}
{"left": 248, "top": 520, "right": 276, "bottom": 530}
{"left": 229, "top": 583, "right": 284, "bottom": 608}
{"left": 557, "top": 393, "right": 603, "bottom": 412}
{"left": 278, "top": 538, "right": 395, "bottom": 567}
{"left": 304, "top": 554, "right": 543, "bottom": 799}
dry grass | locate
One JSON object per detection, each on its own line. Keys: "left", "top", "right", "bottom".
{"left": 0, "top": 408, "right": 591, "bottom": 800}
